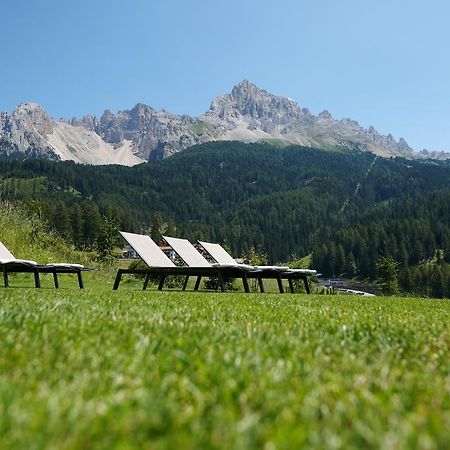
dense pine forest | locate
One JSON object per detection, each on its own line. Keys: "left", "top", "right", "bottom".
{"left": 1, "top": 141, "right": 450, "bottom": 296}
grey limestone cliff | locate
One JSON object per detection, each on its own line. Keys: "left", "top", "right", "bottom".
{"left": 1, "top": 80, "right": 447, "bottom": 164}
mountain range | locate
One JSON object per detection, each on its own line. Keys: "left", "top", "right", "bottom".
{"left": 1, "top": 80, "right": 448, "bottom": 165}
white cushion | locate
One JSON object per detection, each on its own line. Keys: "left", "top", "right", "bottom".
{"left": 47, "top": 263, "right": 84, "bottom": 268}
{"left": 0, "top": 258, "right": 37, "bottom": 265}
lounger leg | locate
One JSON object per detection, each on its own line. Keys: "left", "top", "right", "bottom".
{"left": 194, "top": 276, "right": 202, "bottom": 291}
{"left": 242, "top": 274, "right": 250, "bottom": 293}
{"left": 258, "top": 277, "right": 265, "bottom": 293}
{"left": 34, "top": 270, "right": 41, "bottom": 288}
{"left": 182, "top": 276, "right": 189, "bottom": 290}
{"left": 288, "top": 278, "right": 295, "bottom": 293}
{"left": 276, "top": 274, "right": 284, "bottom": 293}
{"left": 3, "top": 267, "right": 9, "bottom": 287}
{"left": 304, "top": 276, "right": 311, "bottom": 294}
{"left": 53, "top": 271, "right": 59, "bottom": 288}
{"left": 77, "top": 272, "right": 84, "bottom": 289}
{"left": 158, "top": 275, "right": 166, "bottom": 291}
{"left": 113, "top": 270, "right": 123, "bottom": 290}
{"left": 143, "top": 274, "right": 150, "bottom": 290}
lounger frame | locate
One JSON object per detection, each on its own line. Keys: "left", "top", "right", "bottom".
{"left": 113, "top": 265, "right": 259, "bottom": 292}
{"left": 1, "top": 262, "right": 91, "bottom": 288}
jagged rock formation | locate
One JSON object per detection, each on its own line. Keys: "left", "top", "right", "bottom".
{"left": 200, "top": 81, "right": 416, "bottom": 158}
{"left": 70, "top": 104, "right": 212, "bottom": 161}
{"left": 0, "top": 104, "right": 144, "bottom": 165}
{"left": 1, "top": 80, "right": 448, "bottom": 164}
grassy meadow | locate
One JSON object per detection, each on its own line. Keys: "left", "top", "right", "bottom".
{"left": 0, "top": 286, "right": 449, "bottom": 450}
{"left": 1, "top": 202, "right": 449, "bottom": 449}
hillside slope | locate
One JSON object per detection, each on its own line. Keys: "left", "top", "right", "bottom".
{"left": 1, "top": 142, "right": 449, "bottom": 274}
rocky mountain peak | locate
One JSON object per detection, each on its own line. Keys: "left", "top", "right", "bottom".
{"left": 230, "top": 79, "right": 265, "bottom": 100}
{"left": 2, "top": 81, "right": 449, "bottom": 164}
{"left": 12, "top": 103, "right": 53, "bottom": 131}
{"left": 205, "top": 80, "right": 304, "bottom": 129}
{"left": 318, "top": 110, "right": 333, "bottom": 120}
{"left": 13, "top": 102, "right": 47, "bottom": 116}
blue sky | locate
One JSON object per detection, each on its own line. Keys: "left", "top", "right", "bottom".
{"left": 1, "top": 0, "right": 449, "bottom": 152}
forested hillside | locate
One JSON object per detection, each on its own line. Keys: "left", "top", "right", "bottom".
{"left": 1, "top": 141, "right": 449, "bottom": 294}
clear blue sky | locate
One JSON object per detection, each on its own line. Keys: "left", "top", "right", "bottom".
{"left": 1, "top": 0, "right": 449, "bottom": 152}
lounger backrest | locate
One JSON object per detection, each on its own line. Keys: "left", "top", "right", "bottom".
{"left": 119, "top": 231, "right": 176, "bottom": 268}
{"left": 163, "top": 236, "right": 211, "bottom": 268}
{"left": 0, "top": 241, "right": 16, "bottom": 260}
{"left": 197, "top": 240, "right": 237, "bottom": 265}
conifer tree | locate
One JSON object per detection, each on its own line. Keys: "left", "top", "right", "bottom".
{"left": 399, "top": 266, "right": 412, "bottom": 294}
{"left": 376, "top": 256, "right": 399, "bottom": 296}
{"left": 335, "top": 244, "right": 345, "bottom": 276}
{"left": 96, "top": 216, "right": 119, "bottom": 264}
{"left": 431, "top": 266, "right": 444, "bottom": 299}
{"left": 344, "top": 252, "right": 357, "bottom": 277}
{"left": 150, "top": 211, "right": 163, "bottom": 245}
{"left": 165, "top": 217, "right": 177, "bottom": 237}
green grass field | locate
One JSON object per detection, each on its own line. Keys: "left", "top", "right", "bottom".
{"left": 0, "top": 285, "right": 449, "bottom": 449}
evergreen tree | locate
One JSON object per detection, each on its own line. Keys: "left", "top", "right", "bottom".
{"left": 71, "top": 204, "right": 84, "bottom": 247}
{"left": 312, "top": 245, "right": 326, "bottom": 274}
{"left": 335, "top": 244, "right": 345, "bottom": 276}
{"left": 150, "top": 211, "right": 163, "bottom": 245}
{"left": 431, "top": 266, "right": 444, "bottom": 299}
{"left": 245, "top": 246, "right": 268, "bottom": 266}
{"left": 411, "top": 241, "right": 426, "bottom": 264}
{"left": 165, "top": 217, "right": 177, "bottom": 237}
{"left": 376, "top": 256, "right": 399, "bottom": 296}
{"left": 344, "top": 251, "right": 357, "bottom": 277}
{"left": 399, "top": 266, "right": 412, "bottom": 294}
{"left": 96, "top": 216, "right": 119, "bottom": 264}
{"left": 81, "top": 201, "right": 102, "bottom": 249}
{"left": 52, "top": 200, "right": 72, "bottom": 239}
{"left": 444, "top": 245, "right": 450, "bottom": 263}
{"left": 323, "top": 242, "right": 336, "bottom": 276}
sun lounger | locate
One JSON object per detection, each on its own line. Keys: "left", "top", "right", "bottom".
{"left": 0, "top": 241, "right": 91, "bottom": 288}
{"left": 197, "top": 240, "right": 317, "bottom": 293}
{"left": 163, "top": 235, "right": 309, "bottom": 294}
{"left": 162, "top": 235, "right": 266, "bottom": 292}
{"left": 113, "top": 232, "right": 258, "bottom": 292}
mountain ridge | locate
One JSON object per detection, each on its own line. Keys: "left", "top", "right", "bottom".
{"left": 1, "top": 80, "right": 448, "bottom": 165}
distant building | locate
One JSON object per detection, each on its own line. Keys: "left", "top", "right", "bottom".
{"left": 119, "top": 244, "right": 177, "bottom": 261}
{"left": 120, "top": 245, "right": 139, "bottom": 259}
{"left": 159, "top": 245, "right": 177, "bottom": 261}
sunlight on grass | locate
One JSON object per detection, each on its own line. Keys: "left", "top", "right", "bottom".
{"left": 0, "top": 291, "right": 448, "bottom": 449}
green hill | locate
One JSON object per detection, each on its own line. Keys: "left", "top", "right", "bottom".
{"left": 0, "top": 141, "right": 449, "bottom": 295}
